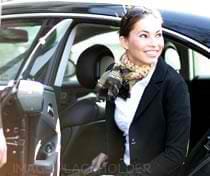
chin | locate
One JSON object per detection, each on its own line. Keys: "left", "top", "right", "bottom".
{"left": 147, "top": 57, "right": 159, "bottom": 65}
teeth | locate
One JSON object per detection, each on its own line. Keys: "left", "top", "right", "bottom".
{"left": 145, "top": 51, "right": 158, "bottom": 56}
{"left": 144, "top": 51, "right": 160, "bottom": 58}
{"left": 145, "top": 50, "right": 158, "bottom": 53}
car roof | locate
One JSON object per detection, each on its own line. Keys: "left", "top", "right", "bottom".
{"left": 2, "top": 0, "right": 210, "bottom": 50}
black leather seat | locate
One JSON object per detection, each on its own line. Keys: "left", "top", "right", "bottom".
{"left": 60, "top": 44, "right": 114, "bottom": 170}
{"left": 61, "top": 44, "right": 114, "bottom": 128}
{"left": 76, "top": 44, "right": 114, "bottom": 89}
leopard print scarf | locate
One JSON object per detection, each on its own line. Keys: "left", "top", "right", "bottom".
{"left": 96, "top": 53, "right": 153, "bottom": 100}
{"left": 118, "top": 53, "right": 153, "bottom": 85}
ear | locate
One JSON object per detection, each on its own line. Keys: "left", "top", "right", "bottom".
{"left": 119, "top": 36, "right": 128, "bottom": 50}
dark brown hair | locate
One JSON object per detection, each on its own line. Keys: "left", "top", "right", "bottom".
{"left": 119, "top": 6, "right": 163, "bottom": 37}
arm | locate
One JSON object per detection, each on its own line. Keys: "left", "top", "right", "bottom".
{"left": 0, "top": 104, "right": 7, "bottom": 168}
{"left": 137, "top": 80, "right": 191, "bottom": 176}
{"left": 0, "top": 129, "right": 7, "bottom": 168}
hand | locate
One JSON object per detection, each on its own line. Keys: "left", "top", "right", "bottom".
{"left": 96, "top": 70, "right": 122, "bottom": 99}
{"left": 0, "top": 129, "right": 7, "bottom": 168}
{"left": 84, "top": 153, "right": 108, "bottom": 174}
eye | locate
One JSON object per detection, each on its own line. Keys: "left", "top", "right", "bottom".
{"left": 139, "top": 34, "right": 148, "bottom": 38}
{"left": 156, "top": 33, "right": 163, "bottom": 38}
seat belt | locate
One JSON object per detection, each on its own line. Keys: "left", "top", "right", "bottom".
{"left": 188, "top": 129, "right": 210, "bottom": 176}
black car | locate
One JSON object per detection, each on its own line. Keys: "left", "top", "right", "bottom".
{"left": 0, "top": 1, "right": 209, "bottom": 176}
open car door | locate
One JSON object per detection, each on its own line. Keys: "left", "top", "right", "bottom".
{"left": 0, "top": 19, "right": 72, "bottom": 176}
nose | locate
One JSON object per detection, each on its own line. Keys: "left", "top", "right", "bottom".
{"left": 148, "top": 36, "right": 158, "bottom": 46}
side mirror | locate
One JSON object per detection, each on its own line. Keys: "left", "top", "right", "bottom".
{"left": 17, "top": 80, "right": 44, "bottom": 112}
{"left": 0, "top": 28, "right": 28, "bottom": 43}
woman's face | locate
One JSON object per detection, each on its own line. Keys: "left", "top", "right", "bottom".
{"left": 120, "top": 15, "right": 164, "bottom": 66}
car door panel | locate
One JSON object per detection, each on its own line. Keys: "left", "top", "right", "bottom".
{"left": 1, "top": 80, "right": 60, "bottom": 176}
{"left": 0, "top": 18, "right": 73, "bottom": 176}
{"left": 21, "top": 19, "right": 72, "bottom": 176}
{"left": 1, "top": 84, "right": 28, "bottom": 176}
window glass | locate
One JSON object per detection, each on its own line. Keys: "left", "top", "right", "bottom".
{"left": 27, "top": 19, "right": 72, "bottom": 84}
{"left": 193, "top": 51, "right": 210, "bottom": 78}
{"left": 0, "top": 20, "right": 42, "bottom": 85}
{"left": 163, "top": 39, "right": 210, "bottom": 80}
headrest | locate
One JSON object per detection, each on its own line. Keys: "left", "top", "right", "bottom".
{"left": 76, "top": 45, "right": 114, "bottom": 89}
{"left": 163, "top": 42, "right": 181, "bottom": 72}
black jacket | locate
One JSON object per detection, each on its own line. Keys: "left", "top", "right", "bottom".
{"left": 105, "top": 58, "right": 191, "bottom": 176}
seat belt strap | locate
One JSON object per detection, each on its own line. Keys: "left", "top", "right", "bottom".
{"left": 188, "top": 157, "right": 209, "bottom": 176}
{"left": 188, "top": 130, "right": 210, "bottom": 176}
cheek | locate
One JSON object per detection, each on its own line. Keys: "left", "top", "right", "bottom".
{"left": 127, "top": 35, "right": 143, "bottom": 49}
{"left": 159, "top": 38, "right": 165, "bottom": 49}
{"left": 131, "top": 38, "right": 145, "bottom": 50}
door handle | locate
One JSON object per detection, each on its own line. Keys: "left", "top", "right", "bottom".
{"left": 47, "top": 104, "right": 54, "bottom": 118}
{"left": 6, "top": 136, "right": 24, "bottom": 146}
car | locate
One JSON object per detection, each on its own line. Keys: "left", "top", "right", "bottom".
{"left": 0, "top": 0, "right": 209, "bottom": 176}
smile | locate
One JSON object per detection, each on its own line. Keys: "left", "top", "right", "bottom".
{"left": 145, "top": 50, "right": 160, "bottom": 57}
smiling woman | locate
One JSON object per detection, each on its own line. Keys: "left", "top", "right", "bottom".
{"left": 91, "top": 6, "right": 191, "bottom": 176}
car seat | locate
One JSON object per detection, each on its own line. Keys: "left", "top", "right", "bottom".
{"left": 60, "top": 44, "right": 114, "bottom": 173}
{"left": 163, "top": 41, "right": 181, "bottom": 73}
{"left": 61, "top": 44, "right": 114, "bottom": 127}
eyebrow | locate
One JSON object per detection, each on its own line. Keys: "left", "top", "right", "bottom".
{"left": 139, "top": 29, "right": 162, "bottom": 34}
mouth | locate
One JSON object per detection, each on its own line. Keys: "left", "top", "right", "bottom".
{"left": 145, "top": 50, "right": 160, "bottom": 57}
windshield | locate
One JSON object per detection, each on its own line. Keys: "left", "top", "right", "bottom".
{"left": 0, "top": 19, "right": 42, "bottom": 85}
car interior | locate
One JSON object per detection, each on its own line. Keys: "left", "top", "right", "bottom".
{"left": 57, "top": 23, "right": 210, "bottom": 175}
{"left": 60, "top": 44, "right": 114, "bottom": 174}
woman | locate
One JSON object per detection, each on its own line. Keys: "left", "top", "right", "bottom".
{"left": 90, "top": 6, "right": 191, "bottom": 176}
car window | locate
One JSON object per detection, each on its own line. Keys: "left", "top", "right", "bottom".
{"left": 62, "top": 23, "right": 210, "bottom": 85}
{"left": 0, "top": 19, "right": 42, "bottom": 85}
{"left": 23, "top": 19, "right": 72, "bottom": 84}
{"left": 163, "top": 38, "right": 210, "bottom": 81}
{"left": 63, "top": 23, "right": 124, "bottom": 84}
{"left": 191, "top": 50, "right": 210, "bottom": 78}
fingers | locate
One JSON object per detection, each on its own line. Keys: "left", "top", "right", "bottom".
{"left": 96, "top": 71, "right": 112, "bottom": 89}
{"left": 90, "top": 155, "right": 97, "bottom": 168}
{"left": 0, "top": 136, "right": 7, "bottom": 168}
{"left": 83, "top": 166, "right": 94, "bottom": 175}
{"left": 91, "top": 155, "right": 101, "bottom": 172}
{"left": 108, "top": 83, "right": 120, "bottom": 98}
{"left": 0, "top": 148, "right": 7, "bottom": 168}
{"left": 101, "top": 160, "right": 108, "bottom": 168}
{"left": 96, "top": 69, "right": 123, "bottom": 99}
{"left": 89, "top": 153, "right": 108, "bottom": 173}
{"left": 107, "top": 76, "right": 122, "bottom": 99}
{"left": 0, "top": 129, "right": 7, "bottom": 168}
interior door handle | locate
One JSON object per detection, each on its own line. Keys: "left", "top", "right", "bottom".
{"left": 47, "top": 104, "right": 54, "bottom": 118}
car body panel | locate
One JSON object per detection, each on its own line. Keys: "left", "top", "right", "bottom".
{"left": 0, "top": 16, "right": 72, "bottom": 176}
{"left": 2, "top": 1, "right": 210, "bottom": 50}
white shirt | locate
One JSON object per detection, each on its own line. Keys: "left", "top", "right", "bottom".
{"left": 114, "top": 64, "right": 156, "bottom": 165}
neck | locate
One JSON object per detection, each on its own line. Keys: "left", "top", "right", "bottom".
{"left": 120, "top": 53, "right": 153, "bottom": 81}
{"left": 127, "top": 54, "right": 145, "bottom": 67}
{"left": 123, "top": 53, "right": 152, "bottom": 68}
